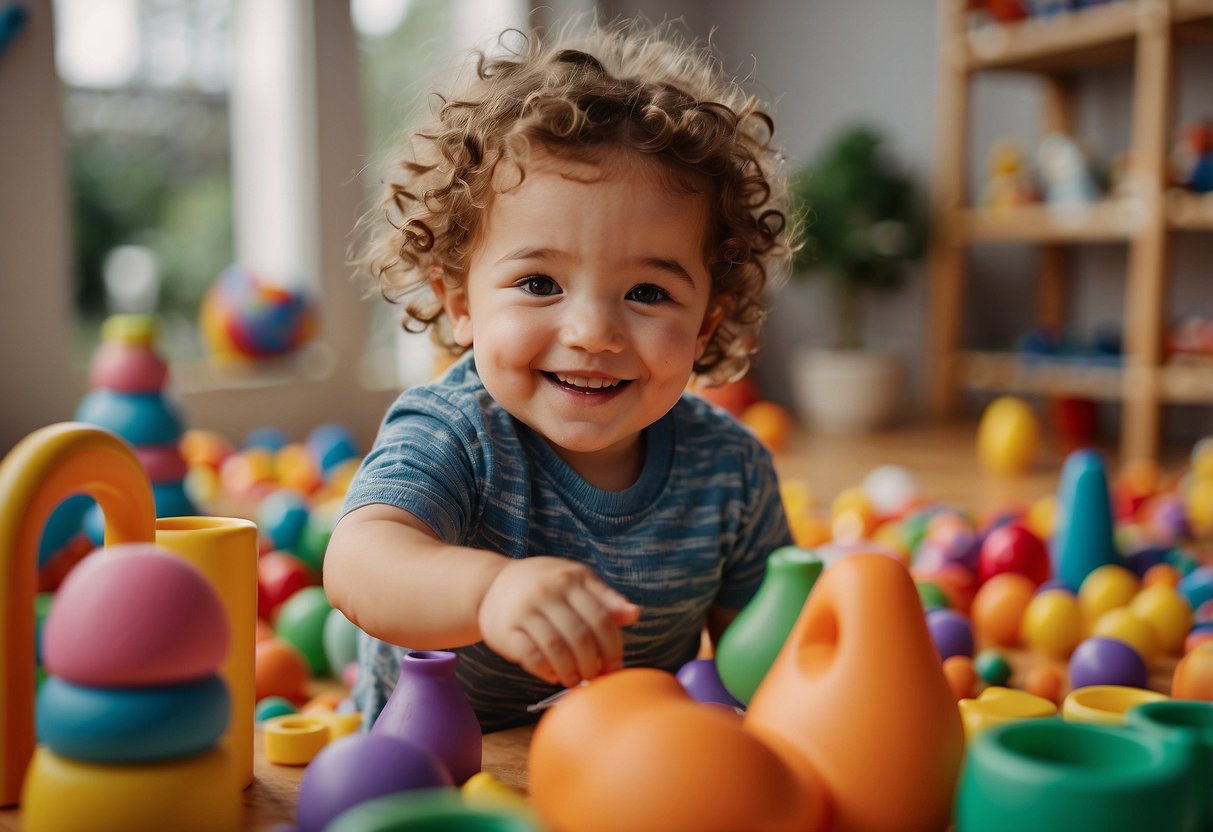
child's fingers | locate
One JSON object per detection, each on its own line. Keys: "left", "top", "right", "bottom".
{"left": 505, "top": 629, "right": 558, "bottom": 685}
{"left": 565, "top": 584, "right": 625, "bottom": 674}
{"left": 540, "top": 591, "right": 611, "bottom": 682}
{"left": 584, "top": 579, "right": 641, "bottom": 626}
{"left": 520, "top": 614, "right": 580, "bottom": 688}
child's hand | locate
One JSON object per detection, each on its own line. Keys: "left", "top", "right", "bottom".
{"left": 478, "top": 557, "right": 640, "bottom": 688}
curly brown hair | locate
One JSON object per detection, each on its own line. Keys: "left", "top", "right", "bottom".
{"left": 356, "top": 18, "right": 791, "bottom": 384}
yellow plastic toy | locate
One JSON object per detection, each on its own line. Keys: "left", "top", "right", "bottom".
{"left": 976, "top": 396, "right": 1040, "bottom": 477}
{"left": 0, "top": 423, "right": 256, "bottom": 829}
{"left": 958, "top": 686, "right": 1057, "bottom": 741}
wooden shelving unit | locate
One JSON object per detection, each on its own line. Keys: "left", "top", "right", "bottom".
{"left": 929, "top": 0, "right": 1213, "bottom": 462}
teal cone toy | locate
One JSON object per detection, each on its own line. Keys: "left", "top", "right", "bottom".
{"left": 1052, "top": 449, "right": 1120, "bottom": 592}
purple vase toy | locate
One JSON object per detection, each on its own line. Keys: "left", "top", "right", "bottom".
{"left": 370, "top": 650, "right": 482, "bottom": 784}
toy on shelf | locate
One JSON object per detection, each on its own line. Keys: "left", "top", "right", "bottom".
{"left": 1037, "top": 132, "right": 1100, "bottom": 208}
{"left": 0, "top": 423, "right": 257, "bottom": 828}
{"left": 980, "top": 138, "right": 1037, "bottom": 210}
{"left": 200, "top": 264, "right": 317, "bottom": 363}
{"left": 1172, "top": 120, "right": 1213, "bottom": 193}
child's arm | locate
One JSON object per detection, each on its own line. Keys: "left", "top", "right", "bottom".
{"left": 324, "top": 503, "right": 640, "bottom": 688}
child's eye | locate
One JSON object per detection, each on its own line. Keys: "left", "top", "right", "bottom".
{"left": 519, "top": 275, "right": 560, "bottom": 296}
{"left": 626, "top": 284, "right": 670, "bottom": 305}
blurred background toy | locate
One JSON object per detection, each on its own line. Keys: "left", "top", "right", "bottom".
{"left": 980, "top": 138, "right": 1037, "bottom": 210}
{"left": 199, "top": 264, "right": 316, "bottom": 363}
{"left": 1037, "top": 132, "right": 1100, "bottom": 207}
{"left": 72, "top": 314, "right": 196, "bottom": 546}
{"left": 1171, "top": 120, "right": 1213, "bottom": 193}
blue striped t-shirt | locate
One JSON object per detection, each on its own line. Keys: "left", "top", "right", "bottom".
{"left": 342, "top": 353, "right": 792, "bottom": 731}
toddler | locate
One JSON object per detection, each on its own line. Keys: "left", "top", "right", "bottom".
{"left": 324, "top": 18, "right": 795, "bottom": 732}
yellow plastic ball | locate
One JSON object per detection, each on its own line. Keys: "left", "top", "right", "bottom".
{"left": 1192, "top": 436, "right": 1213, "bottom": 479}
{"left": 1128, "top": 584, "right": 1193, "bottom": 655}
{"left": 977, "top": 396, "right": 1040, "bottom": 477}
{"left": 1091, "top": 607, "right": 1158, "bottom": 663}
{"left": 1185, "top": 475, "right": 1213, "bottom": 539}
{"left": 1077, "top": 565, "right": 1140, "bottom": 624}
{"left": 1020, "top": 589, "right": 1085, "bottom": 659}
{"left": 830, "top": 486, "right": 876, "bottom": 543}
{"left": 1025, "top": 494, "right": 1057, "bottom": 541}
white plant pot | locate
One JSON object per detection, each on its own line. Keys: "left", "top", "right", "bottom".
{"left": 790, "top": 347, "right": 902, "bottom": 435}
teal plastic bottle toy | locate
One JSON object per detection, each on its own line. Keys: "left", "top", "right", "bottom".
{"left": 1052, "top": 449, "right": 1120, "bottom": 592}
{"left": 715, "top": 546, "right": 822, "bottom": 704}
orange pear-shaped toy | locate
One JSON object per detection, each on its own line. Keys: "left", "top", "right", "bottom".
{"left": 746, "top": 553, "right": 964, "bottom": 832}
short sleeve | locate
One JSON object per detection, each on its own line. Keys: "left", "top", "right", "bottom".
{"left": 341, "top": 395, "right": 482, "bottom": 544}
{"left": 714, "top": 440, "right": 793, "bottom": 609}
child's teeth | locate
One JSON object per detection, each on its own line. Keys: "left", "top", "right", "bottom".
{"left": 556, "top": 373, "right": 619, "bottom": 389}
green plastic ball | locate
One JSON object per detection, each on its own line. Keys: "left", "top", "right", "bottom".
{"left": 974, "top": 649, "right": 1012, "bottom": 687}
{"left": 274, "top": 585, "right": 334, "bottom": 677}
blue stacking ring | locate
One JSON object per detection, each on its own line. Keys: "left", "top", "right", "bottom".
{"left": 37, "top": 674, "right": 230, "bottom": 763}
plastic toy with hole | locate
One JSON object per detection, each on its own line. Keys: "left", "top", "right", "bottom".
{"left": 371, "top": 650, "right": 482, "bottom": 786}
{"left": 1062, "top": 685, "right": 1168, "bottom": 725}
{"left": 325, "top": 788, "right": 543, "bottom": 832}
{"left": 958, "top": 686, "right": 1057, "bottom": 741}
{"left": 529, "top": 553, "right": 963, "bottom": 832}
{"left": 0, "top": 422, "right": 256, "bottom": 825}
{"left": 955, "top": 718, "right": 1199, "bottom": 832}
{"left": 1127, "top": 699, "right": 1213, "bottom": 832}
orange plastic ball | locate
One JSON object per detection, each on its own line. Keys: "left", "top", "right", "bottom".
{"left": 1173, "top": 641, "right": 1213, "bottom": 700}
{"left": 739, "top": 401, "right": 793, "bottom": 454}
{"left": 942, "top": 655, "right": 977, "bottom": 701}
{"left": 971, "top": 573, "right": 1036, "bottom": 647}
{"left": 1142, "top": 563, "right": 1182, "bottom": 590}
{"left": 255, "top": 637, "right": 311, "bottom": 705}
{"left": 1023, "top": 662, "right": 1065, "bottom": 705}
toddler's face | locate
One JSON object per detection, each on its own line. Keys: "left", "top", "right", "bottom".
{"left": 439, "top": 151, "right": 718, "bottom": 486}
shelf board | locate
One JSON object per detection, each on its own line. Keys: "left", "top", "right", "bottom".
{"left": 960, "top": 352, "right": 1213, "bottom": 404}
{"left": 1166, "top": 189, "right": 1213, "bottom": 230}
{"left": 965, "top": 2, "right": 1140, "bottom": 72}
{"left": 961, "top": 351, "right": 1125, "bottom": 399}
{"left": 1160, "top": 360, "right": 1213, "bottom": 402}
{"left": 958, "top": 200, "right": 1143, "bottom": 242}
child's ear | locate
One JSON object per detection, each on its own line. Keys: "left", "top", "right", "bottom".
{"left": 430, "top": 270, "right": 473, "bottom": 347}
{"left": 695, "top": 302, "right": 726, "bottom": 359}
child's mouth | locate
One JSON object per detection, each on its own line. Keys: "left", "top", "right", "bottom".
{"left": 544, "top": 372, "right": 631, "bottom": 394}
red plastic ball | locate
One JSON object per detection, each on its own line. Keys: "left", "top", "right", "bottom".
{"left": 978, "top": 522, "right": 1050, "bottom": 586}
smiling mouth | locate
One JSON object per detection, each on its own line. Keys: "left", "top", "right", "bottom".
{"left": 544, "top": 372, "right": 632, "bottom": 393}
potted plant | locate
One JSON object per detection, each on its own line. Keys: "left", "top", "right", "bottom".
{"left": 787, "top": 125, "right": 928, "bottom": 434}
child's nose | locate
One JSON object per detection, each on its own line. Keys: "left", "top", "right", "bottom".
{"left": 559, "top": 302, "right": 624, "bottom": 353}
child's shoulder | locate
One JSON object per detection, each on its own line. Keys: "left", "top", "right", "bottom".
{"left": 383, "top": 353, "right": 502, "bottom": 430}
{"left": 673, "top": 391, "right": 774, "bottom": 461}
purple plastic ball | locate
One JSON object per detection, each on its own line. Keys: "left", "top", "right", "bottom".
{"left": 1069, "top": 636, "right": 1148, "bottom": 690}
{"left": 295, "top": 733, "right": 453, "bottom": 832}
{"left": 926, "top": 608, "right": 974, "bottom": 660}
{"left": 676, "top": 658, "right": 744, "bottom": 709}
